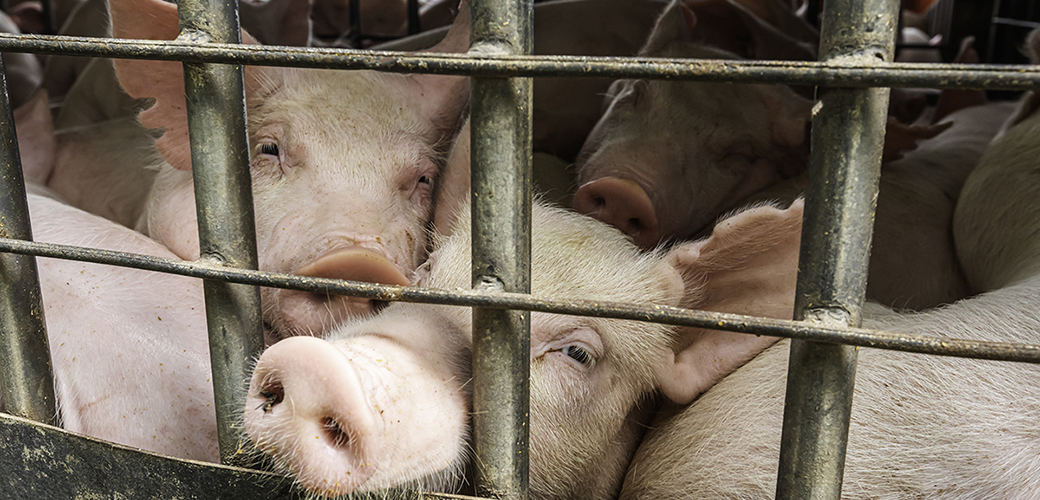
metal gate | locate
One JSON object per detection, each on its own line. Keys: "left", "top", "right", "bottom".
{"left": 0, "top": 0, "right": 1038, "bottom": 498}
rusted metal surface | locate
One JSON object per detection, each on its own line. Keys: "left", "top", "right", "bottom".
{"left": 0, "top": 56, "right": 56, "bottom": 427}
{"left": 176, "top": 0, "right": 264, "bottom": 465}
{"left": 0, "top": 34, "right": 1037, "bottom": 89}
{"left": 775, "top": 0, "right": 899, "bottom": 497}
{"left": 0, "top": 413, "right": 298, "bottom": 499}
{"left": 469, "top": 0, "right": 533, "bottom": 497}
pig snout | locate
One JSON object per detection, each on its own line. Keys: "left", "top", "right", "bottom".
{"left": 574, "top": 177, "right": 661, "bottom": 249}
{"left": 272, "top": 248, "right": 411, "bottom": 337}
{"left": 245, "top": 336, "right": 381, "bottom": 496}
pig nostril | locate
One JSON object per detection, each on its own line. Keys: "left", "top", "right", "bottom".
{"left": 258, "top": 383, "right": 285, "bottom": 413}
{"left": 628, "top": 218, "right": 644, "bottom": 234}
{"left": 593, "top": 196, "right": 606, "bottom": 208}
{"left": 322, "top": 417, "right": 351, "bottom": 449}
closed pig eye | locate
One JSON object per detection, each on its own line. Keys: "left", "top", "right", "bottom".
{"left": 561, "top": 345, "right": 594, "bottom": 367}
{"left": 259, "top": 142, "right": 279, "bottom": 157}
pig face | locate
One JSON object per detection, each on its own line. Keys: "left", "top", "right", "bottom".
{"left": 574, "top": 1, "right": 811, "bottom": 249}
{"left": 245, "top": 197, "right": 805, "bottom": 499}
{"left": 111, "top": 0, "right": 469, "bottom": 340}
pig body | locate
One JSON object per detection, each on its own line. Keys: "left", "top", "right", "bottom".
{"left": 24, "top": 189, "right": 216, "bottom": 462}
{"left": 618, "top": 286, "right": 1040, "bottom": 498}
{"left": 575, "top": 1, "right": 1011, "bottom": 309}
{"left": 105, "top": 0, "right": 470, "bottom": 341}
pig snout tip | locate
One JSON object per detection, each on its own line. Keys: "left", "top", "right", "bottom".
{"left": 277, "top": 248, "right": 412, "bottom": 335}
{"left": 574, "top": 177, "right": 661, "bottom": 249}
{"left": 245, "top": 336, "right": 381, "bottom": 496}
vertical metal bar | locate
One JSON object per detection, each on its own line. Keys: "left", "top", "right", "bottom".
{"left": 469, "top": 0, "right": 532, "bottom": 496}
{"left": 0, "top": 57, "right": 56, "bottom": 426}
{"left": 774, "top": 0, "right": 897, "bottom": 498}
{"left": 350, "top": 0, "right": 362, "bottom": 47}
{"left": 407, "top": 0, "right": 421, "bottom": 35}
{"left": 177, "top": 0, "right": 263, "bottom": 466}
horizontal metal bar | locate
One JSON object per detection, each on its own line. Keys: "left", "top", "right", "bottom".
{"left": 992, "top": 17, "right": 1040, "bottom": 29}
{"left": 4, "top": 237, "right": 1040, "bottom": 363}
{"left": 0, "top": 34, "right": 1037, "bottom": 90}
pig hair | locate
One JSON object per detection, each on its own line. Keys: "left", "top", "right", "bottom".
{"left": 674, "top": 198, "right": 793, "bottom": 311}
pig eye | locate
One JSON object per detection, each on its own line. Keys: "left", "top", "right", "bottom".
{"left": 259, "top": 142, "right": 279, "bottom": 157}
{"left": 561, "top": 345, "right": 593, "bottom": 366}
{"left": 418, "top": 175, "right": 432, "bottom": 186}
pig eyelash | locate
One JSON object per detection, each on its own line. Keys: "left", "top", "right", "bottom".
{"left": 259, "top": 142, "right": 279, "bottom": 157}
{"left": 560, "top": 345, "right": 595, "bottom": 368}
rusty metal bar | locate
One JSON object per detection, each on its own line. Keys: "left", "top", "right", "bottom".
{"left": 0, "top": 34, "right": 1037, "bottom": 90}
{"left": 775, "top": 0, "right": 899, "bottom": 498}
{"left": 468, "top": 0, "right": 533, "bottom": 496}
{"left": 3, "top": 236, "right": 1040, "bottom": 364}
{"left": 0, "top": 56, "right": 56, "bottom": 426}
{"left": 176, "top": 0, "right": 264, "bottom": 465}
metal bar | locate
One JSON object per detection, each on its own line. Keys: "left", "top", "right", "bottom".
{"left": 775, "top": 0, "right": 898, "bottom": 498}
{"left": 0, "top": 34, "right": 1037, "bottom": 90}
{"left": 407, "top": 0, "right": 421, "bottom": 35}
{"left": 349, "top": 0, "right": 361, "bottom": 46}
{"left": 3, "top": 236, "right": 1040, "bottom": 364}
{"left": 0, "top": 57, "right": 56, "bottom": 426}
{"left": 0, "top": 413, "right": 298, "bottom": 499}
{"left": 176, "top": 0, "right": 264, "bottom": 466}
{"left": 469, "top": 0, "right": 533, "bottom": 497}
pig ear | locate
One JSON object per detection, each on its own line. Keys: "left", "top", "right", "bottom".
{"left": 653, "top": 199, "right": 804, "bottom": 405}
{"left": 239, "top": 0, "right": 313, "bottom": 47}
{"left": 755, "top": 84, "right": 812, "bottom": 178}
{"left": 679, "top": 0, "right": 816, "bottom": 61}
{"left": 640, "top": 0, "right": 698, "bottom": 56}
{"left": 882, "top": 118, "right": 953, "bottom": 163}
{"left": 111, "top": 0, "right": 266, "bottom": 172}
{"left": 14, "top": 89, "right": 55, "bottom": 185}
{"left": 410, "top": 0, "right": 471, "bottom": 139}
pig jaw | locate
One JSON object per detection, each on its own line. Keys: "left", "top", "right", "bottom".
{"left": 244, "top": 311, "right": 472, "bottom": 496}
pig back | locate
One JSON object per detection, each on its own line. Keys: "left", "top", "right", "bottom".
{"left": 619, "top": 290, "right": 1040, "bottom": 498}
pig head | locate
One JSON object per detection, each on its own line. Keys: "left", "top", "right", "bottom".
{"left": 244, "top": 193, "right": 806, "bottom": 498}
{"left": 574, "top": 0, "right": 813, "bottom": 249}
{"left": 110, "top": 0, "right": 470, "bottom": 340}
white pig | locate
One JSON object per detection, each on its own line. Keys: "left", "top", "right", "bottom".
{"left": 574, "top": 0, "right": 1013, "bottom": 309}
{"left": 243, "top": 190, "right": 807, "bottom": 498}
{"left": 22, "top": 187, "right": 217, "bottom": 462}
{"left": 107, "top": 0, "right": 470, "bottom": 341}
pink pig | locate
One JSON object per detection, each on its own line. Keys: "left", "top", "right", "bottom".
{"left": 21, "top": 187, "right": 217, "bottom": 462}
{"left": 243, "top": 185, "right": 806, "bottom": 498}
{"left": 574, "top": 0, "right": 1012, "bottom": 309}
{"left": 108, "top": 0, "right": 470, "bottom": 341}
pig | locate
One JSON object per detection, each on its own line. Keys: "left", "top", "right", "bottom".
{"left": 21, "top": 187, "right": 217, "bottom": 462}
{"left": 573, "top": 0, "right": 1013, "bottom": 309}
{"left": 617, "top": 279, "right": 1040, "bottom": 498}
{"left": 244, "top": 179, "right": 807, "bottom": 498}
{"left": 106, "top": 0, "right": 470, "bottom": 341}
